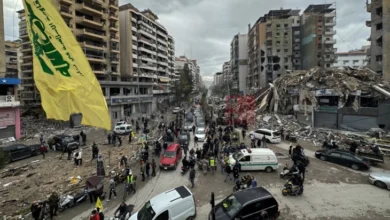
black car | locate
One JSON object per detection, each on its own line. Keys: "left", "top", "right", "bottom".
{"left": 210, "top": 187, "right": 280, "bottom": 220}
{"left": 315, "top": 149, "right": 370, "bottom": 170}
{"left": 1, "top": 144, "right": 41, "bottom": 163}
{"left": 178, "top": 133, "right": 190, "bottom": 148}
{"left": 52, "top": 135, "right": 80, "bottom": 151}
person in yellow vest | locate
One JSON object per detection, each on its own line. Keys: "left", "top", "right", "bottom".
{"left": 126, "top": 174, "right": 136, "bottom": 193}
{"left": 209, "top": 155, "right": 216, "bottom": 174}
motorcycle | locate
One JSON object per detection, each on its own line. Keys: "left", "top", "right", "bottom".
{"left": 282, "top": 179, "right": 304, "bottom": 196}
{"left": 58, "top": 194, "right": 75, "bottom": 212}
{"left": 233, "top": 179, "right": 246, "bottom": 192}
{"left": 109, "top": 204, "right": 135, "bottom": 220}
{"left": 279, "top": 164, "right": 293, "bottom": 179}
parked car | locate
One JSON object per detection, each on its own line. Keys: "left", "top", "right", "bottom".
{"left": 186, "top": 112, "right": 194, "bottom": 122}
{"left": 315, "top": 149, "right": 370, "bottom": 170}
{"left": 178, "top": 133, "right": 190, "bottom": 149}
{"left": 172, "top": 107, "right": 182, "bottom": 114}
{"left": 160, "top": 143, "right": 182, "bottom": 170}
{"left": 52, "top": 135, "right": 80, "bottom": 151}
{"left": 130, "top": 186, "right": 196, "bottom": 220}
{"left": 210, "top": 187, "right": 280, "bottom": 220}
{"left": 368, "top": 171, "right": 390, "bottom": 190}
{"left": 1, "top": 144, "right": 41, "bottom": 163}
{"left": 250, "top": 129, "right": 281, "bottom": 143}
{"left": 195, "top": 128, "right": 206, "bottom": 142}
{"left": 229, "top": 148, "right": 279, "bottom": 172}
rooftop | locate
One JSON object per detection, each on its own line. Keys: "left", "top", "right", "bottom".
{"left": 304, "top": 4, "right": 335, "bottom": 13}
{"left": 234, "top": 187, "right": 273, "bottom": 205}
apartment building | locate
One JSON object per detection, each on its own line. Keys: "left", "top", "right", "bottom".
{"left": 4, "top": 41, "right": 20, "bottom": 78}
{"left": 119, "top": 3, "right": 175, "bottom": 111}
{"left": 230, "top": 34, "right": 248, "bottom": 95}
{"left": 301, "top": 4, "right": 337, "bottom": 70}
{"left": 175, "top": 56, "right": 200, "bottom": 92}
{"left": 215, "top": 72, "right": 224, "bottom": 86}
{"left": 17, "top": 0, "right": 148, "bottom": 120}
{"left": 0, "top": 1, "right": 21, "bottom": 141}
{"left": 333, "top": 47, "right": 368, "bottom": 69}
{"left": 222, "top": 61, "right": 231, "bottom": 82}
{"left": 366, "top": 0, "right": 390, "bottom": 80}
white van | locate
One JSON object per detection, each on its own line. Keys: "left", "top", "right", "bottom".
{"left": 229, "top": 148, "right": 279, "bottom": 172}
{"left": 250, "top": 129, "right": 281, "bottom": 143}
{"left": 130, "top": 186, "right": 196, "bottom": 220}
{"left": 113, "top": 124, "right": 132, "bottom": 135}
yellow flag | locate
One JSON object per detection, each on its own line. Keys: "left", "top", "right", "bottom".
{"left": 22, "top": 0, "right": 111, "bottom": 130}
{"left": 95, "top": 197, "right": 103, "bottom": 211}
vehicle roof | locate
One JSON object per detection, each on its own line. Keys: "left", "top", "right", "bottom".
{"left": 150, "top": 186, "right": 192, "bottom": 211}
{"left": 234, "top": 187, "right": 274, "bottom": 205}
{"left": 241, "top": 148, "right": 275, "bottom": 155}
{"left": 167, "top": 143, "right": 180, "bottom": 151}
{"left": 1, "top": 144, "right": 28, "bottom": 150}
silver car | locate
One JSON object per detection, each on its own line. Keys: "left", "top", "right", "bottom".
{"left": 195, "top": 128, "right": 206, "bottom": 142}
{"left": 368, "top": 171, "right": 390, "bottom": 190}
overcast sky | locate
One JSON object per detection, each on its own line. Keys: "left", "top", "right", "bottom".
{"left": 4, "top": 0, "right": 370, "bottom": 85}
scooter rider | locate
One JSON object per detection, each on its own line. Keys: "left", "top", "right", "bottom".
{"left": 290, "top": 165, "right": 303, "bottom": 187}
{"left": 115, "top": 202, "right": 128, "bottom": 219}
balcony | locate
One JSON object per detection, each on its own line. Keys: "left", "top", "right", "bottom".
{"left": 157, "top": 38, "right": 167, "bottom": 45}
{"left": 325, "top": 30, "right": 336, "bottom": 35}
{"left": 157, "top": 53, "right": 168, "bottom": 59}
{"left": 324, "top": 39, "right": 337, "bottom": 44}
{"left": 75, "top": 3, "right": 103, "bottom": 17}
{"left": 92, "top": 69, "right": 105, "bottom": 75}
{"left": 139, "top": 46, "right": 156, "bottom": 55}
{"left": 0, "top": 95, "right": 20, "bottom": 107}
{"left": 80, "top": 41, "right": 106, "bottom": 51}
{"left": 132, "top": 35, "right": 137, "bottom": 41}
{"left": 109, "top": 0, "right": 118, "bottom": 10}
{"left": 110, "top": 58, "right": 119, "bottom": 64}
{"left": 60, "top": 7, "right": 73, "bottom": 18}
{"left": 158, "top": 61, "right": 168, "bottom": 66}
{"left": 366, "top": 3, "right": 371, "bottom": 13}
{"left": 157, "top": 30, "right": 167, "bottom": 37}
{"left": 80, "top": 28, "right": 106, "bottom": 40}
{"left": 132, "top": 26, "right": 137, "bottom": 32}
{"left": 294, "top": 31, "right": 300, "bottom": 35}
{"left": 109, "top": 12, "right": 118, "bottom": 21}
{"left": 76, "top": 16, "right": 103, "bottom": 29}
{"left": 139, "top": 56, "right": 156, "bottom": 63}
{"left": 293, "top": 53, "right": 301, "bottom": 58}
{"left": 366, "top": 20, "right": 371, "bottom": 27}
{"left": 157, "top": 67, "right": 168, "bottom": 72}
{"left": 138, "top": 20, "right": 155, "bottom": 32}
{"left": 132, "top": 44, "right": 138, "bottom": 50}
{"left": 294, "top": 38, "right": 300, "bottom": 43}
{"left": 131, "top": 17, "right": 137, "bottom": 22}
{"left": 140, "top": 64, "right": 157, "bottom": 71}
{"left": 324, "top": 12, "right": 336, "bottom": 18}
{"left": 324, "top": 48, "right": 337, "bottom": 53}
{"left": 59, "top": 0, "right": 72, "bottom": 5}
{"left": 110, "top": 24, "right": 119, "bottom": 32}
{"left": 86, "top": 54, "right": 106, "bottom": 63}
{"left": 20, "top": 31, "right": 28, "bottom": 39}
{"left": 153, "top": 90, "right": 170, "bottom": 94}
{"left": 133, "top": 54, "right": 137, "bottom": 59}
{"left": 138, "top": 37, "right": 156, "bottom": 47}
{"left": 325, "top": 20, "right": 336, "bottom": 26}
{"left": 22, "top": 62, "right": 33, "bottom": 67}
{"left": 110, "top": 35, "right": 119, "bottom": 42}
{"left": 139, "top": 29, "right": 155, "bottom": 39}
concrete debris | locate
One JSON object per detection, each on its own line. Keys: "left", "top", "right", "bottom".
{"left": 258, "top": 67, "right": 390, "bottom": 114}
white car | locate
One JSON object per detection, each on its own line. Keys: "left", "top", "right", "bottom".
{"left": 195, "top": 128, "right": 206, "bottom": 142}
{"left": 113, "top": 124, "right": 132, "bottom": 135}
{"left": 172, "top": 107, "right": 182, "bottom": 114}
{"left": 250, "top": 128, "right": 281, "bottom": 143}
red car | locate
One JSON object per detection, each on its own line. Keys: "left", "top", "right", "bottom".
{"left": 160, "top": 143, "right": 182, "bottom": 170}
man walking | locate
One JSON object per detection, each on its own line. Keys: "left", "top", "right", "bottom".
{"left": 189, "top": 167, "right": 196, "bottom": 188}
{"left": 140, "top": 161, "right": 145, "bottom": 181}
{"left": 107, "top": 178, "right": 116, "bottom": 201}
{"left": 224, "top": 164, "right": 233, "bottom": 182}
{"left": 48, "top": 191, "right": 59, "bottom": 220}
{"left": 145, "top": 160, "right": 151, "bottom": 178}
{"left": 151, "top": 159, "right": 156, "bottom": 177}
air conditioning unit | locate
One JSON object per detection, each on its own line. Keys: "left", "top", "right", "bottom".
{"left": 6, "top": 95, "right": 15, "bottom": 102}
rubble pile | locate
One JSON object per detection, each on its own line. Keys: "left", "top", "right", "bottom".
{"left": 257, "top": 67, "right": 390, "bottom": 114}
{"left": 20, "top": 116, "right": 100, "bottom": 141}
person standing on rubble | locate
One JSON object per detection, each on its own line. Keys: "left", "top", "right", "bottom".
{"left": 77, "top": 149, "right": 83, "bottom": 167}
{"left": 107, "top": 133, "right": 111, "bottom": 145}
{"left": 280, "top": 128, "right": 284, "bottom": 141}
{"left": 262, "top": 136, "right": 267, "bottom": 148}
{"left": 92, "top": 142, "right": 99, "bottom": 160}
{"left": 117, "top": 136, "right": 122, "bottom": 147}
{"left": 112, "top": 133, "right": 117, "bottom": 146}
{"left": 40, "top": 142, "right": 47, "bottom": 159}
{"left": 40, "top": 134, "right": 44, "bottom": 145}
{"left": 107, "top": 177, "right": 117, "bottom": 201}
{"left": 30, "top": 201, "right": 41, "bottom": 220}
{"left": 241, "top": 129, "right": 246, "bottom": 139}
{"left": 140, "top": 161, "right": 146, "bottom": 181}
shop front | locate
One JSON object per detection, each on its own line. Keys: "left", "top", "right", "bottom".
{"left": 0, "top": 107, "right": 21, "bottom": 140}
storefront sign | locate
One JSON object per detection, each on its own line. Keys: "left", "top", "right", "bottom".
{"left": 317, "top": 106, "right": 338, "bottom": 113}
{"left": 0, "top": 110, "right": 15, "bottom": 127}
{"left": 315, "top": 89, "right": 337, "bottom": 96}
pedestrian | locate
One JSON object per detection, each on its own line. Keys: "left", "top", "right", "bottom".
{"left": 220, "top": 158, "right": 225, "bottom": 174}
{"left": 74, "top": 150, "right": 79, "bottom": 166}
{"left": 192, "top": 125, "right": 196, "bottom": 135}
{"left": 97, "top": 207, "right": 104, "bottom": 220}
{"left": 92, "top": 142, "right": 99, "bottom": 159}
{"left": 209, "top": 155, "right": 216, "bottom": 174}
{"left": 107, "top": 178, "right": 117, "bottom": 201}
{"left": 112, "top": 134, "right": 117, "bottom": 146}
{"left": 224, "top": 164, "right": 233, "bottom": 182}
{"left": 77, "top": 149, "right": 83, "bottom": 167}
{"left": 250, "top": 134, "right": 255, "bottom": 148}
{"left": 48, "top": 191, "right": 59, "bottom": 220}
{"left": 30, "top": 201, "right": 41, "bottom": 220}
{"left": 67, "top": 146, "right": 72, "bottom": 160}
{"left": 233, "top": 164, "right": 239, "bottom": 183}
{"left": 128, "top": 131, "right": 133, "bottom": 143}
{"left": 140, "top": 161, "right": 145, "bottom": 181}
{"left": 289, "top": 144, "right": 294, "bottom": 158}
{"left": 241, "top": 129, "right": 246, "bottom": 139}
{"left": 40, "top": 143, "right": 47, "bottom": 159}
{"left": 151, "top": 159, "right": 156, "bottom": 177}
{"left": 262, "top": 136, "right": 267, "bottom": 148}
{"left": 117, "top": 136, "right": 122, "bottom": 147}
{"left": 163, "top": 141, "right": 168, "bottom": 153}
{"left": 89, "top": 209, "right": 100, "bottom": 220}
{"left": 257, "top": 138, "right": 261, "bottom": 148}
{"left": 145, "top": 160, "right": 150, "bottom": 178}
{"left": 189, "top": 167, "right": 196, "bottom": 188}
{"left": 194, "top": 136, "right": 198, "bottom": 147}
{"left": 280, "top": 128, "right": 284, "bottom": 141}
{"left": 107, "top": 133, "right": 111, "bottom": 145}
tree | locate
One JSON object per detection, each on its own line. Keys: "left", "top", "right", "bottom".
{"left": 174, "top": 64, "right": 194, "bottom": 103}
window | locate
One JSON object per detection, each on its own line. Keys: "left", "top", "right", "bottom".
{"left": 238, "top": 201, "right": 263, "bottom": 218}
{"left": 341, "top": 154, "right": 354, "bottom": 160}
{"left": 343, "top": 60, "right": 349, "bottom": 64}
{"left": 376, "top": 7, "right": 383, "bottom": 17}
{"left": 155, "top": 210, "right": 169, "bottom": 220}
{"left": 284, "top": 57, "right": 288, "bottom": 62}
{"left": 240, "top": 156, "right": 251, "bottom": 162}
{"left": 376, "top": 23, "right": 383, "bottom": 30}
{"left": 284, "top": 32, "right": 288, "bottom": 36}
{"left": 276, "top": 24, "right": 280, "bottom": 28}
{"left": 277, "top": 49, "right": 281, "bottom": 53}
{"left": 284, "top": 24, "right": 288, "bottom": 28}
{"left": 318, "top": 44, "right": 322, "bottom": 49}
{"left": 284, "top": 49, "right": 288, "bottom": 53}
{"left": 360, "top": 97, "right": 378, "bottom": 107}
{"left": 376, "top": 55, "right": 382, "bottom": 62}
{"left": 353, "top": 60, "right": 359, "bottom": 64}
{"left": 330, "top": 152, "right": 341, "bottom": 157}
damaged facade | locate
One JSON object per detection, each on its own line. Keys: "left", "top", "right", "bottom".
{"left": 258, "top": 67, "right": 390, "bottom": 131}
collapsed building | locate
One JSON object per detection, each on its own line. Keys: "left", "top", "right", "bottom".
{"left": 257, "top": 67, "right": 390, "bottom": 131}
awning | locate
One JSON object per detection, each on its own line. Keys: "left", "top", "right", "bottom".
{"left": 159, "top": 77, "right": 169, "bottom": 83}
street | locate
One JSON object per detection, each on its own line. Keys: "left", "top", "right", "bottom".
{"left": 67, "top": 128, "right": 390, "bottom": 220}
